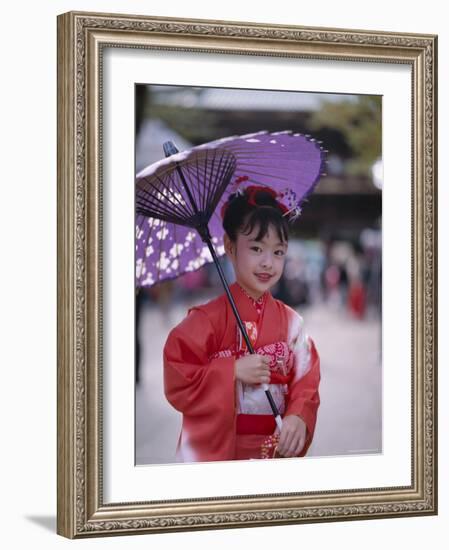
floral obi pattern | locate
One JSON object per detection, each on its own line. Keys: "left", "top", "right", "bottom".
{"left": 209, "top": 337, "right": 293, "bottom": 415}
{"left": 209, "top": 340, "right": 294, "bottom": 385}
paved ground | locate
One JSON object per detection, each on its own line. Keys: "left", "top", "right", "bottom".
{"left": 136, "top": 295, "right": 382, "bottom": 464}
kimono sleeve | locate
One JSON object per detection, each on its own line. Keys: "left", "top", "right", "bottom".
{"left": 163, "top": 307, "right": 236, "bottom": 419}
{"left": 284, "top": 309, "right": 321, "bottom": 456}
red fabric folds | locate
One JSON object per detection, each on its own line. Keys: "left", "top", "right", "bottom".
{"left": 163, "top": 282, "right": 320, "bottom": 462}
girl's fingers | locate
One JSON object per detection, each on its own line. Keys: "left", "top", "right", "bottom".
{"left": 280, "top": 430, "right": 306, "bottom": 457}
{"left": 278, "top": 430, "right": 295, "bottom": 456}
{"left": 256, "top": 365, "right": 271, "bottom": 384}
{"left": 294, "top": 437, "right": 305, "bottom": 456}
{"left": 286, "top": 435, "right": 301, "bottom": 457}
{"left": 287, "top": 437, "right": 304, "bottom": 458}
{"left": 284, "top": 434, "right": 305, "bottom": 457}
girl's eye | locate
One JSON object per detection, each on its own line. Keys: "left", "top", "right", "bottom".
{"left": 275, "top": 250, "right": 285, "bottom": 256}
{"left": 251, "top": 246, "right": 261, "bottom": 252}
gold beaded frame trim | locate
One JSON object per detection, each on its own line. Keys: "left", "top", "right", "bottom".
{"left": 57, "top": 11, "right": 437, "bottom": 538}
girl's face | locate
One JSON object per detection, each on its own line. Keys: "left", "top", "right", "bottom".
{"left": 224, "top": 223, "right": 288, "bottom": 300}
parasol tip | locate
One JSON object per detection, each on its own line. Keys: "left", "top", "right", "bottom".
{"left": 163, "top": 141, "right": 180, "bottom": 157}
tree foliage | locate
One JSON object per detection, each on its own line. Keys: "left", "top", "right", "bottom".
{"left": 308, "top": 96, "right": 382, "bottom": 176}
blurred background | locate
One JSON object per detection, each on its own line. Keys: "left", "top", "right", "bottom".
{"left": 135, "top": 85, "right": 382, "bottom": 465}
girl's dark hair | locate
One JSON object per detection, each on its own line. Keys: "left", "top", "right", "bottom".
{"left": 222, "top": 188, "right": 290, "bottom": 243}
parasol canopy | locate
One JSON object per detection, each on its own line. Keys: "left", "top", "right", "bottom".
{"left": 136, "top": 130, "right": 326, "bottom": 287}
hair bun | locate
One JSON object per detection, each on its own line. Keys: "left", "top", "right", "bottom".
{"left": 246, "top": 185, "right": 278, "bottom": 207}
{"left": 220, "top": 184, "right": 290, "bottom": 220}
{"left": 245, "top": 186, "right": 290, "bottom": 216}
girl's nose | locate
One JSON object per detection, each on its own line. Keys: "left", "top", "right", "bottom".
{"left": 260, "top": 254, "right": 273, "bottom": 268}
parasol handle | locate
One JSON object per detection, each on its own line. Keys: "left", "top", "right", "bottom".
{"left": 163, "top": 141, "right": 282, "bottom": 429}
{"left": 202, "top": 231, "right": 283, "bottom": 429}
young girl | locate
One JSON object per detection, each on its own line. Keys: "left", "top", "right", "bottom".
{"left": 163, "top": 185, "right": 320, "bottom": 462}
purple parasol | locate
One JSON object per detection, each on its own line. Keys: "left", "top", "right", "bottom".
{"left": 135, "top": 130, "right": 326, "bottom": 288}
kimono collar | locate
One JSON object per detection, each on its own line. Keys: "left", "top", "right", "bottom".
{"left": 225, "top": 281, "right": 283, "bottom": 348}
{"left": 229, "top": 282, "right": 270, "bottom": 322}
{"left": 236, "top": 282, "right": 267, "bottom": 309}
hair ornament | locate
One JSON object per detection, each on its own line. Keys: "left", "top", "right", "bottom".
{"left": 282, "top": 205, "right": 302, "bottom": 221}
{"left": 245, "top": 185, "right": 291, "bottom": 216}
{"left": 220, "top": 183, "right": 295, "bottom": 220}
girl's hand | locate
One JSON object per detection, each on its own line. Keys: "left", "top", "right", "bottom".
{"left": 276, "top": 415, "right": 307, "bottom": 457}
{"left": 235, "top": 354, "right": 271, "bottom": 385}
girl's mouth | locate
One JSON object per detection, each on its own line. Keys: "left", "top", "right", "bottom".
{"left": 255, "top": 273, "right": 273, "bottom": 282}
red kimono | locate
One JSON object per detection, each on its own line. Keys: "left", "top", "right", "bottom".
{"left": 163, "top": 282, "right": 320, "bottom": 462}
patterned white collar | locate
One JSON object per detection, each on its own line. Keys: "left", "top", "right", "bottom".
{"left": 237, "top": 282, "right": 268, "bottom": 306}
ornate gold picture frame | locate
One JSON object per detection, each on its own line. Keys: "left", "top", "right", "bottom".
{"left": 57, "top": 11, "right": 437, "bottom": 538}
